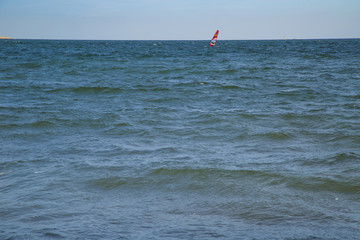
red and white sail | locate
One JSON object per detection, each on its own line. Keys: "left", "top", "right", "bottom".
{"left": 209, "top": 30, "right": 219, "bottom": 47}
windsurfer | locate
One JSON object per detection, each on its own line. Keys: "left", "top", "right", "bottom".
{"left": 209, "top": 30, "right": 219, "bottom": 47}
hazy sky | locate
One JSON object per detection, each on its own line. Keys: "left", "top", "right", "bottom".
{"left": 0, "top": 0, "right": 359, "bottom": 40}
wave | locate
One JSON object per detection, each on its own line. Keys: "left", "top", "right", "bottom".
{"left": 346, "top": 94, "right": 360, "bottom": 100}
{"left": 132, "top": 85, "right": 171, "bottom": 92}
{"left": 254, "top": 131, "right": 293, "bottom": 140}
{"left": 72, "top": 86, "right": 123, "bottom": 94}
{"left": 329, "top": 152, "right": 360, "bottom": 164}
{"left": 89, "top": 176, "right": 129, "bottom": 189}
{"left": 81, "top": 52, "right": 108, "bottom": 57}
{"left": 301, "top": 152, "right": 360, "bottom": 166}
{"left": 17, "top": 62, "right": 43, "bottom": 69}
{"left": 42, "top": 86, "right": 123, "bottom": 94}
{"left": 1, "top": 113, "right": 122, "bottom": 130}
{"left": 87, "top": 168, "right": 271, "bottom": 192}
{"left": 1, "top": 83, "right": 126, "bottom": 95}
{"left": 217, "top": 84, "right": 243, "bottom": 90}
{"left": 0, "top": 120, "right": 55, "bottom": 129}
{"left": 284, "top": 175, "right": 360, "bottom": 194}
{"left": 86, "top": 166, "right": 360, "bottom": 195}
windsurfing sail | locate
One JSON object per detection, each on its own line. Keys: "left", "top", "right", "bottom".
{"left": 209, "top": 30, "right": 219, "bottom": 47}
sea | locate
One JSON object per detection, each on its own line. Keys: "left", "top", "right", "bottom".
{"left": 1, "top": 39, "right": 360, "bottom": 240}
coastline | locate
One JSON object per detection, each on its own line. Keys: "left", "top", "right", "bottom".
{"left": 0, "top": 36, "right": 12, "bottom": 39}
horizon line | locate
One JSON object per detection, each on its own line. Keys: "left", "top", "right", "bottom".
{"left": 5, "top": 37, "right": 360, "bottom": 41}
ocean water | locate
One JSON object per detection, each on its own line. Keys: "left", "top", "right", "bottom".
{"left": 1, "top": 39, "right": 360, "bottom": 239}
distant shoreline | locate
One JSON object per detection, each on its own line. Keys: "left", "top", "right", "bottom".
{"left": 0, "top": 36, "right": 12, "bottom": 39}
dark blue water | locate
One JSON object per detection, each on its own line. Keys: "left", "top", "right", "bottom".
{"left": 1, "top": 39, "right": 360, "bottom": 239}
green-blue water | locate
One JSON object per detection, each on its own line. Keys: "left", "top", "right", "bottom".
{"left": 1, "top": 39, "right": 360, "bottom": 239}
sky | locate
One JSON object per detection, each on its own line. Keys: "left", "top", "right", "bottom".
{"left": 0, "top": 0, "right": 359, "bottom": 40}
